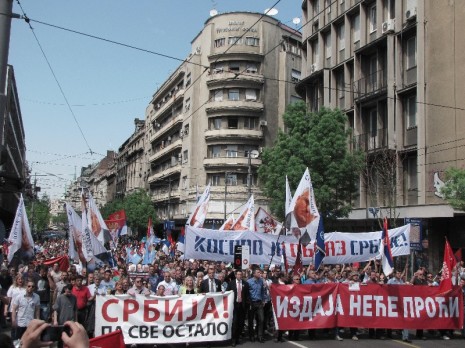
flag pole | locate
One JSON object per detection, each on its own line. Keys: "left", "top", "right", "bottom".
{"left": 267, "top": 222, "right": 285, "bottom": 272}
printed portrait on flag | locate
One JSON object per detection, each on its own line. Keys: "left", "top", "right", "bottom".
{"left": 91, "top": 210, "right": 102, "bottom": 238}
{"left": 8, "top": 195, "right": 34, "bottom": 267}
{"left": 294, "top": 188, "right": 317, "bottom": 229}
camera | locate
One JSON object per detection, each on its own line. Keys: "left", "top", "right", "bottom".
{"left": 40, "top": 325, "right": 71, "bottom": 341}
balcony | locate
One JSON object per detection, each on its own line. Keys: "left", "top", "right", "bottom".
{"left": 153, "top": 88, "right": 185, "bottom": 118}
{"left": 205, "top": 128, "right": 263, "bottom": 141}
{"left": 352, "top": 128, "right": 387, "bottom": 152}
{"left": 203, "top": 156, "right": 262, "bottom": 169}
{"left": 147, "top": 163, "right": 181, "bottom": 184}
{"left": 149, "top": 139, "right": 182, "bottom": 163}
{"left": 150, "top": 113, "right": 183, "bottom": 142}
{"left": 353, "top": 70, "right": 387, "bottom": 102}
{"left": 206, "top": 100, "right": 264, "bottom": 114}
{"left": 206, "top": 71, "right": 264, "bottom": 87}
{"left": 150, "top": 189, "right": 181, "bottom": 203}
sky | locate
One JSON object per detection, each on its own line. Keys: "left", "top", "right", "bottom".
{"left": 8, "top": 0, "right": 302, "bottom": 199}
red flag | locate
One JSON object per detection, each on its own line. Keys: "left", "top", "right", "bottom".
{"left": 43, "top": 256, "right": 69, "bottom": 272}
{"left": 89, "top": 330, "right": 125, "bottom": 347}
{"left": 292, "top": 243, "right": 303, "bottom": 275}
{"left": 454, "top": 248, "right": 462, "bottom": 262}
{"left": 437, "top": 239, "right": 457, "bottom": 294}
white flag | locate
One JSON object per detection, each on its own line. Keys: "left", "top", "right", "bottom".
{"left": 284, "top": 176, "right": 296, "bottom": 235}
{"left": 219, "top": 214, "right": 235, "bottom": 231}
{"left": 230, "top": 195, "right": 255, "bottom": 231}
{"left": 81, "top": 193, "right": 107, "bottom": 258}
{"left": 288, "top": 168, "right": 320, "bottom": 243}
{"left": 65, "top": 203, "right": 81, "bottom": 263}
{"left": 186, "top": 184, "right": 210, "bottom": 228}
{"left": 87, "top": 193, "right": 110, "bottom": 245}
{"left": 8, "top": 195, "right": 34, "bottom": 263}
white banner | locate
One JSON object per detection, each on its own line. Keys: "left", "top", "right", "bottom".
{"left": 184, "top": 224, "right": 411, "bottom": 265}
{"left": 8, "top": 195, "right": 34, "bottom": 263}
{"left": 95, "top": 292, "right": 234, "bottom": 345}
{"left": 186, "top": 184, "right": 210, "bottom": 228}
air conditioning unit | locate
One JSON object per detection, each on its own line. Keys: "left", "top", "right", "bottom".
{"left": 311, "top": 63, "right": 318, "bottom": 73}
{"left": 259, "top": 120, "right": 268, "bottom": 127}
{"left": 382, "top": 19, "right": 395, "bottom": 34}
{"left": 405, "top": 7, "right": 417, "bottom": 21}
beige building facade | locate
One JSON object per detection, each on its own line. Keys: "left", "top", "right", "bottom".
{"left": 297, "top": 0, "right": 465, "bottom": 270}
{"left": 146, "top": 12, "right": 302, "bottom": 226}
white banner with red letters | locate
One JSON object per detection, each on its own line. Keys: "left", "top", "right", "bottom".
{"left": 184, "top": 224, "right": 410, "bottom": 265}
{"left": 271, "top": 283, "right": 463, "bottom": 330}
{"left": 95, "top": 292, "right": 234, "bottom": 345}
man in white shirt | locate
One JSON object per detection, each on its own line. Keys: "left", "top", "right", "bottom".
{"left": 157, "top": 271, "right": 178, "bottom": 295}
{"left": 11, "top": 281, "right": 40, "bottom": 340}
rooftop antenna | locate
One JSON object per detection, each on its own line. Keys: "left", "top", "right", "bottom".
{"left": 264, "top": 8, "right": 279, "bottom": 16}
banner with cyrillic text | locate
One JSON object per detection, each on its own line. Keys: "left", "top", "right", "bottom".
{"left": 95, "top": 292, "right": 234, "bottom": 345}
{"left": 184, "top": 224, "right": 410, "bottom": 265}
{"left": 271, "top": 283, "right": 463, "bottom": 330}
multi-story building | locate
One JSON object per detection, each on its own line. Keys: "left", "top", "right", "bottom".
{"left": 87, "top": 150, "right": 116, "bottom": 207}
{"left": 0, "top": 65, "right": 27, "bottom": 232}
{"left": 297, "top": 0, "right": 465, "bottom": 269}
{"left": 146, "top": 12, "right": 302, "bottom": 228}
{"left": 115, "top": 118, "right": 147, "bottom": 199}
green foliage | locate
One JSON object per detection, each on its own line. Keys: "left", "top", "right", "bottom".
{"left": 51, "top": 211, "right": 68, "bottom": 229}
{"left": 101, "top": 189, "right": 157, "bottom": 238}
{"left": 441, "top": 167, "right": 465, "bottom": 211}
{"left": 25, "top": 194, "right": 51, "bottom": 232}
{"left": 258, "top": 102, "right": 365, "bottom": 221}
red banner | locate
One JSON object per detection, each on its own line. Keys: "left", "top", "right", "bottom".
{"left": 271, "top": 283, "right": 463, "bottom": 330}
{"left": 43, "top": 255, "right": 69, "bottom": 272}
{"left": 90, "top": 330, "right": 125, "bottom": 347}
{"left": 104, "top": 210, "right": 126, "bottom": 230}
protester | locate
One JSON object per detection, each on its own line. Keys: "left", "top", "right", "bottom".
{"left": 72, "top": 275, "right": 91, "bottom": 326}
{"left": 247, "top": 268, "right": 266, "bottom": 343}
{"left": 53, "top": 284, "right": 77, "bottom": 325}
{"left": 11, "top": 280, "right": 40, "bottom": 340}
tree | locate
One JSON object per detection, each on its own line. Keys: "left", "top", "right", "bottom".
{"left": 258, "top": 103, "right": 365, "bottom": 221}
{"left": 101, "top": 189, "right": 156, "bottom": 238}
{"left": 51, "top": 211, "right": 68, "bottom": 230}
{"left": 25, "top": 194, "right": 51, "bottom": 233}
{"left": 440, "top": 167, "right": 465, "bottom": 211}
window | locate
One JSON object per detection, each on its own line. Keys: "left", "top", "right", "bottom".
{"left": 290, "top": 95, "right": 303, "bottom": 104}
{"left": 212, "top": 145, "right": 221, "bottom": 157}
{"left": 369, "top": 108, "right": 377, "bottom": 137}
{"left": 184, "top": 98, "right": 191, "bottom": 112}
{"left": 405, "top": 95, "right": 417, "bottom": 128}
{"left": 407, "top": 156, "right": 418, "bottom": 191}
{"left": 228, "top": 37, "right": 243, "bottom": 45}
{"left": 325, "top": 31, "right": 332, "bottom": 58}
{"left": 226, "top": 174, "right": 238, "bottom": 186}
{"left": 213, "top": 118, "right": 222, "bottom": 130}
{"left": 185, "top": 72, "right": 191, "bottom": 87}
{"left": 213, "top": 63, "right": 224, "bottom": 74}
{"left": 353, "top": 14, "right": 360, "bottom": 43}
{"left": 214, "top": 38, "right": 225, "bottom": 47}
{"left": 245, "top": 37, "right": 259, "bottom": 46}
{"left": 183, "top": 150, "right": 188, "bottom": 163}
{"left": 406, "top": 36, "right": 417, "bottom": 69}
{"left": 336, "top": 70, "right": 345, "bottom": 99}
{"left": 229, "top": 62, "right": 240, "bottom": 72}
{"left": 291, "top": 69, "right": 301, "bottom": 82}
{"left": 244, "top": 117, "right": 257, "bottom": 129}
{"left": 245, "top": 89, "right": 257, "bottom": 101}
{"left": 211, "top": 175, "right": 221, "bottom": 186}
{"left": 246, "top": 63, "right": 258, "bottom": 73}
{"left": 228, "top": 89, "right": 240, "bottom": 101}
{"left": 228, "top": 118, "right": 238, "bottom": 129}
{"left": 214, "top": 90, "right": 223, "bottom": 102}
{"left": 226, "top": 145, "right": 238, "bottom": 157}
{"left": 370, "top": 5, "right": 377, "bottom": 32}
{"left": 338, "top": 24, "right": 345, "bottom": 51}
{"left": 312, "top": 39, "right": 319, "bottom": 63}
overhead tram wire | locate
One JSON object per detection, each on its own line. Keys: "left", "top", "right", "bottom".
{"left": 15, "top": 0, "right": 94, "bottom": 155}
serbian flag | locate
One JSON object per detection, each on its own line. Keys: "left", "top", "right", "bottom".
{"left": 176, "top": 226, "right": 186, "bottom": 254}
{"left": 288, "top": 168, "right": 319, "bottom": 245}
{"left": 437, "top": 239, "right": 457, "bottom": 294}
{"left": 8, "top": 194, "right": 34, "bottom": 266}
{"left": 379, "top": 217, "right": 394, "bottom": 276}
{"left": 292, "top": 243, "right": 303, "bottom": 275}
{"left": 89, "top": 329, "right": 125, "bottom": 347}
{"left": 104, "top": 210, "right": 127, "bottom": 241}
{"left": 314, "top": 216, "right": 326, "bottom": 271}
{"left": 231, "top": 195, "right": 255, "bottom": 231}
{"left": 43, "top": 255, "right": 69, "bottom": 272}
{"left": 255, "top": 207, "right": 281, "bottom": 234}
{"left": 186, "top": 184, "right": 210, "bottom": 227}
{"left": 281, "top": 242, "right": 289, "bottom": 272}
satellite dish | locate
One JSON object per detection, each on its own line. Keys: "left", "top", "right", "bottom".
{"left": 250, "top": 150, "right": 260, "bottom": 158}
{"left": 264, "top": 8, "right": 279, "bottom": 16}
{"left": 293, "top": 17, "right": 301, "bottom": 25}
{"left": 210, "top": 9, "right": 218, "bottom": 16}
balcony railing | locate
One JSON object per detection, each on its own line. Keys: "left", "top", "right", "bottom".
{"left": 353, "top": 70, "right": 387, "bottom": 100}
{"left": 352, "top": 128, "right": 387, "bottom": 152}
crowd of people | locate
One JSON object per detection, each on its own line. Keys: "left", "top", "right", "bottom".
{"left": 0, "top": 236, "right": 464, "bottom": 347}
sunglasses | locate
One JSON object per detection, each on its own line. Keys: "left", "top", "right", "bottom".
{"left": 293, "top": 278, "right": 300, "bottom": 281}
{"left": 27, "top": 285, "right": 35, "bottom": 288}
